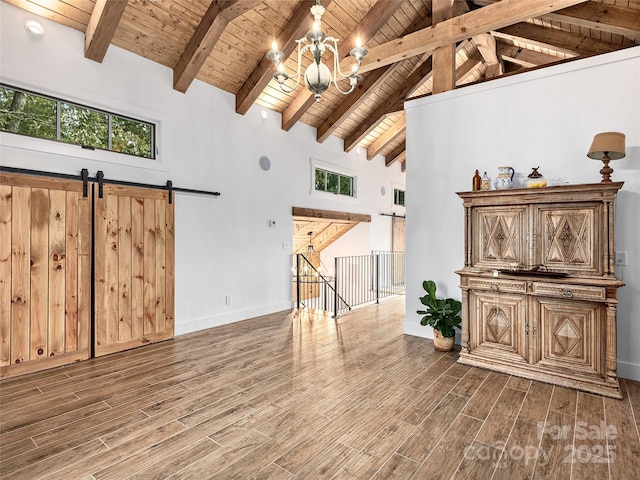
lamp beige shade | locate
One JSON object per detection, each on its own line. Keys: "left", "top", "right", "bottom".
{"left": 587, "top": 132, "right": 626, "bottom": 160}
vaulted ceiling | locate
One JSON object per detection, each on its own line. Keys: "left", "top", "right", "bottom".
{"left": 6, "top": 0, "right": 639, "bottom": 171}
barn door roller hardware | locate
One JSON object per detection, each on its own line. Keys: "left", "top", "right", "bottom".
{"left": 81, "top": 168, "right": 89, "bottom": 197}
{"left": 96, "top": 170, "right": 104, "bottom": 198}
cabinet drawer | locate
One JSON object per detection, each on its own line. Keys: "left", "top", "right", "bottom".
{"left": 468, "top": 278, "right": 527, "bottom": 294}
{"left": 532, "top": 282, "right": 605, "bottom": 301}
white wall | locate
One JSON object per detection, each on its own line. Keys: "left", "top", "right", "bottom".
{"left": 404, "top": 46, "right": 640, "bottom": 381}
{"left": 0, "top": 3, "right": 405, "bottom": 335}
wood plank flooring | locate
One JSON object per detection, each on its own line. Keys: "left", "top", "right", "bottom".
{"left": 1, "top": 297, "right": 639, "bottom": 479}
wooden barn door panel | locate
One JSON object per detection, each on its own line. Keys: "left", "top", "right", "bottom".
{"left": 0, "top": 173, "right": 91, "bottom": 378}
{"left": 391, "top": 216, "right": 406, "bottom": 285}
{"left": 94, "top": 185, "right": 174, "bottom": 357}
{"left": 391, "top": 216, "right": 405, "bottom": 253}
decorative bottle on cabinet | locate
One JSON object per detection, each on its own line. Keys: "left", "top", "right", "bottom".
{"left": 472, "top": 170, "right": 481, "bottom": 191}
{"left": 480, "top": 172, "right": 491, "bottom": 190}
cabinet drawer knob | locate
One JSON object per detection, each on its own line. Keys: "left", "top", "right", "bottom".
{"left": 491, "top": 284, "right": 499, "bottom": 291}
{"left": 562, "top": 289, "right": 573, "bottom": 298}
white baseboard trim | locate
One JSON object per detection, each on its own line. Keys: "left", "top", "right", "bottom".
{"left": 618, "top": 361, "right": 640, "bottom": 382}
{"left": 403, "top": 322, "right": 463, "bottom": 345}
{"left": 403, "top": 322, "right": 433, "bottom": 339}
{"left": 175, "top": 301, "right": 294, "bottom": 336}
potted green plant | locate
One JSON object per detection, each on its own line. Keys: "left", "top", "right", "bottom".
{"left": 417, "top": 280, "right": 462, "bottom": 351}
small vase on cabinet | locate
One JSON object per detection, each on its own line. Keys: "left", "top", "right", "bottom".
{"left": 494, "top": 166, "right": 514, "bottom": 190}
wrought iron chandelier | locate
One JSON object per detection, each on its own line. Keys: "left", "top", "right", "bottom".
{"left": 266, "top": 0, "right": 368, "bottom": 102}
{"left": 294, "top": 232, "right": 333, "bottom": 281}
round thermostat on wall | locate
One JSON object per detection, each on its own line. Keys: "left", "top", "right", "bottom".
{"left": 259, "top": 155, "right": 271, "bottom": 171}
{"left": 380, "top": 186, "right": 386, "bottom": 196}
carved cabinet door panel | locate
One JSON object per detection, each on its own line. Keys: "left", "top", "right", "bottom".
{"left": 472, "top": 206, "right": 528, "bottom": 270}
{"left": 534, "top": 298, "right": 602, "bottom": 377}
{"left": 534, "top": 203, "right": 601, "bottom": 276}
{"left": 471, "top": 291, "right": 528, "bottom": 365}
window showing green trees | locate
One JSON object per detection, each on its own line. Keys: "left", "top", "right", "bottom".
{"left": 315, "top": 167, "right": 354, "bottom": 197}
{"left": 0, "top": 84, "right": 155, "bottom": 159}
{"left": 394, "top": 188, "right": 405, "bottom": 206}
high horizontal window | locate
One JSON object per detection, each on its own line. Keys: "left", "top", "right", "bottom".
{"left": 314, "top": 167, "right": 354, "bottom": 197}
{"left": 0, "top": 84, "right": 155, "bottom": 159}
{"left": 394, "top": 188, "right": 405, "bottom": 206}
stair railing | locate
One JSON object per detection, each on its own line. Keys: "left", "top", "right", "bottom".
{"left": 295, "top": 253, "right": 350, "bottom": 317}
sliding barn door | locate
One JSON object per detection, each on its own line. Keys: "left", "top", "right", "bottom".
{"left": 1, "top": 173, "right": 91, "bottom": 378}
{"left": 391, "top": 216, "right": 405, "bottom": 285}
{"left": 93, "top": 185, "right": 174, "bottom": 357}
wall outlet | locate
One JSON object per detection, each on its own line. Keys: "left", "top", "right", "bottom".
{"left": 614, "top": 252, "right": 627, "bottom": 266}
{"left": 225, "top": 295, "right": 232, "bottom": 305}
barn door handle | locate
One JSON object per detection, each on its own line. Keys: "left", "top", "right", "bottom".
{"left": 166, "top": 180, "right": 173, "bottom": 204}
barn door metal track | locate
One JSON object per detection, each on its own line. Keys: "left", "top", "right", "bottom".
{"left": 0, "top": 166, "right": 221, "bottom": 204}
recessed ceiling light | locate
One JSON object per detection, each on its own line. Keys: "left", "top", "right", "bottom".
{"left": 24, "top": 19, "right": 45, "bottom": 38}
{"left": 260, "top": 109, "right": 268, "bottom": 120}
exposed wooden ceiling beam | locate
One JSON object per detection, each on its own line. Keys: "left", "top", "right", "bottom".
{"left": 472, "top": 33, "right": 504, "bottom": 77}
{"left": 475, "top": 0, "right": 640, "bottom": 40}
{"left": 497, "top": 42, "right": 563, "bottom": 68}
{"left": 455, "top": 49, "right": 484, "bottom": 83}
{"left": 385, "top": 142, "right": 406, "bottom": 167}
{"left": 494, "top": 22, "right": 626, "bottom": 58}
{"left": 343, "top": 55, "right": 433, "bottom": 153}
{"left": 343, "top": 38, "right": 474, "bottom": 154}
{"left": 281, "top": 0, "right": 404, "bottom": 132}
{"left": 342, "top": 2, "right": 475, "bottom": 155}
{"left": 318, "top": 8, "right": 438, "bottom": 144}
{"left": 367, "top": 116, "right": 406, "bottom": 160}
{"left": 316, "top": 66, "right": 397, "bottom": 143}
{"left": 236, "top": 1, "right": 321, "bottom": 115}
{"left": 342, "top": 0, "right": 587, "bottom": 75}
{"left": 345, "top": 48, "right": 482, "bottom": 156}
{"left": 544, "top": 3, "right": 640, "bottom": 40}
{"left": 292, "top": 207, "right": 371, "bottom": 223}
{"left": 329, "top": 12, "right": 437, "bottom": 148}
{"left": 84, "top": 0, "right": 127, "bottom": 63}
{"left": 174, "top": 0, "right": 263, "bottom": 93}
{"left": 432, "top": 0, "right": 456, "bottom": 95}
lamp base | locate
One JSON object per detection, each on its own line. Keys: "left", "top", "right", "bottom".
{"left": 599, "top": 158, "right": 614, "bottom": 183}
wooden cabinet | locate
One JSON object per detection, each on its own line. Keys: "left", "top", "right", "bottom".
{"left": 457, "top": 183, "right": 623, "bottom": 398}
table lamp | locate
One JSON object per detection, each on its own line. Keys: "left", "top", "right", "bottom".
{"left": 587, "top": 132, "right": 626, "bottom": 182}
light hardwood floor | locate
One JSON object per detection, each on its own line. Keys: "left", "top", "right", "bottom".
{"left": 1, "top": 297, "right": 639, "bottom": 479}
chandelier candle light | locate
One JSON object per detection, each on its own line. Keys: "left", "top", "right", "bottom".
{"left": 266, "top": 0, "right": 368, "bottom": 101}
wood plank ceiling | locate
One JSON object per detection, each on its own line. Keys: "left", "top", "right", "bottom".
{"left": 292, "top": 207, "right": 372, "bottom": 254}
{"left": 6, "top": 0, "right": 639, "bottom": 171}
